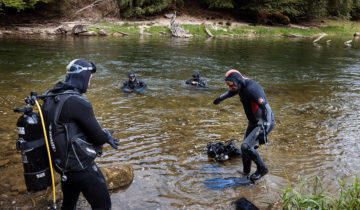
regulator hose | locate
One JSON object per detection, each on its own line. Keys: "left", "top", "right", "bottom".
{"left": 34, "top": 99, "right": 57, "bottom": 210}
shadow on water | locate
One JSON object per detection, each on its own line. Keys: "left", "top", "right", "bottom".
{"left": 0, "top": 35, "right": 360, "bottom": 209}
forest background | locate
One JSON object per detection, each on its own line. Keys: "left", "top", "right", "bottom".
{"left": 1, "top": 0, "right": 360, "bottom": 25}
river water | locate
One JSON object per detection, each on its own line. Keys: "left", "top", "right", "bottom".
{"left": 0, "top": 35, "right": 359, "bottom": 209}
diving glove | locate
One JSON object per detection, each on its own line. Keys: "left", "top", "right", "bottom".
{"left": 213, "top": 97, "right": 222, "bottom": 105}
{"left": 103, "top": 129, "right": 119, "bottom": 150}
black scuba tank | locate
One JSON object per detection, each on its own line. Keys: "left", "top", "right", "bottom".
{"left": 14, "top": 95, "right": 51, "bottom": 192}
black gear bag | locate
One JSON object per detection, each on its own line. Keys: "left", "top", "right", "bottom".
{"left": 207, "top": 139, "right": 242, "bottom": 162}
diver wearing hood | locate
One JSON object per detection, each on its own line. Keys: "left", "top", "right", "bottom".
{"left": 213, "top": 69, "right": 275, "bottom": 181}
{"left": 41, "top": 59, "right": 119, "bottom": 210}
{"left": 185, "top": 71, "right": 207, "bottom": 87}
{"left": 122, "top": 72, "right": 147, "bottom": 92}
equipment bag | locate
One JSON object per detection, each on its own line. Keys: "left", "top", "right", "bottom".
{"left": 207, "top": 140, "right": 242, "bottom": 162}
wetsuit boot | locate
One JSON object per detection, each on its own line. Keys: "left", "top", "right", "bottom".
{"left": 249, "top": 155, "right": 268, "bottom": 181}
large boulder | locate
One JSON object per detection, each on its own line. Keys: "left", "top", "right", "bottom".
{"left": 101, "top": 164, "right": 134, "bottom": 191}
{"left": 55, "top": 24, "right": 71, "bottom": 34}
{"left": 72, "top": 25, "right": 88, "bottom": 35}
{"left": 79, "top": 31, "right": 98, "bottom": 36}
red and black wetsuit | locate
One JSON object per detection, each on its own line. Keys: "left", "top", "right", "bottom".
{"left": 214, "top": 70, "right": 275, "bottom": 180}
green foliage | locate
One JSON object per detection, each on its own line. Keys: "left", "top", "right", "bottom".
{"left": 205, "top": 0, "right": 234, "bottom": 9}
{"left": 115, "top": 0, "right": 174, "bottom": 18}
{"left": 88, "top": 22, "right": 140, "bottom": 34}
{"left": 89, "top": 19, "right": 360, "bottom": 37}
{"left": 182, "top": 24, "right": 207, "bottom": 35}
{"left": 281, "top": 175, "right": 360, "bottom": 209}
{"left": 143, "top": 25, "right": 170, "bottom": 34}
{"left": 0, "top": 0, "right": 52, "bottom": 12}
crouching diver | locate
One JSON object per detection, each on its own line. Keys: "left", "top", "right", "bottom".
{"left": 41, "top": 59, "right": 119, "bottom": 210}
{"left": 122, "top": 72, "right": 147, "bottom": 92}
{"left": 213, "top": 70, "right": 275, "bottom": 181}
{"left": 185, "top": 71, "right": 207, "bottom": 88}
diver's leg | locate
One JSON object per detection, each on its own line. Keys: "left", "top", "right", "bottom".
{"left": 79, "top": 163, "right": 111, "bottom": 210}
{"left": 241, "top": 124, "right": 258, "bottom": 175}
{"left": 241, "top": 126, "right": 268, "bottom": 180}
{"left": 61, "top": 175, "right": 81, "bottom": 210}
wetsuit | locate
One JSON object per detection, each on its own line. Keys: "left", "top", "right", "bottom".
{"left": 42, "top": 60, "right": 112, "bottom": 210}
{"left": 122, "top": 78, "right": 147, "bottom": 90}
{"left": 122, "top": 72, "right": 147, "bottom": 91}
{"left": 214, "top": 70, "right": 275, "bottom": 180}
{"left": 185, "top": 71, "right": 207, "bottom": 87}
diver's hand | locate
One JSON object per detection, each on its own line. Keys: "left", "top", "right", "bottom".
{"left": 104, "top": 129, "right": 119, "bottom": 150}
{"left": 107, "top": 137, "right": 119, "bottom": 150}
{"left": 213, "top": 97, "right": 221, "bottom": 105}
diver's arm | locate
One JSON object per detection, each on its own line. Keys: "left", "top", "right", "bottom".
{"left": 139, "top": 80, "right": 147, "bottom": 89}
{"left": 213, "top": 90, "right": 236, "bottom": 105}
{"left": 250, "top": 89, "right": 273, "bottom": 133}
{"left": 263, "top": 104, "right": 273, "bottom": 133}
{"left": 121, "top": 81, "right": 128, "bottom": 89}
{"left": 199, "top": 79, "right": 207, "bottom": 87}
{"left": 61, "top": 97, "right": 108, "bottom": 146}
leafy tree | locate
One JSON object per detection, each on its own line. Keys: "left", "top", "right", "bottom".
{"left": 116, "top": 0, "right": 175, "bottom": 17}
{"left": 0, "top": 0, "right": 53, "bottom": 12}
{"left": 205, "top": 0, "right": 234, "bottom": 9}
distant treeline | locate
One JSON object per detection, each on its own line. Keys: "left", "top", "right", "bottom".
{"left": 1, "top": 0, "right": 360, "bottom": 23}
{"left": 116, "top": 0, "right": 360, "bottom": 22}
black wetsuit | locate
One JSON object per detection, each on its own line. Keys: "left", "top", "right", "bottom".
{"left": 214, "top": 71, "right": 275, "bottom": 179}
{"left": 185, "top": 71, "right": 207, "bottom": 87}
{"left": 122, "top": 79, "right": 147, "bottom": 90}
{"left": 45, "top": 68, "right": 111, "bottom": 209}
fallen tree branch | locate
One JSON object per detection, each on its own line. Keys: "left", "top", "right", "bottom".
{"left": 75, "top": 0, "right": 102, "bottom": 14}
{"left": 313, "top": 33, "right": 327, "bottom": 43}
{"left": 117, "top": 31, "right": 129, "bottom": 36}
{"left": 203, "top": 23, "right": 213, "bottom": 37}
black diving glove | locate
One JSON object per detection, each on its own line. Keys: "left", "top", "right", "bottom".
{"left": 213, "top": 97, "right": 222, "bottom": 105}
{"left": 103, "top": 129, "right": 119, "bottom": 150}
{"left": 258, "top": 122, "right": 268, "bottom": 145}
{"left": 213, "top": 92, "right": 232, "bottom": 105}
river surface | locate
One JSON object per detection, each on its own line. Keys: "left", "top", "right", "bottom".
{"left": 0, "top": 35, "right": 360, "bottom": 209}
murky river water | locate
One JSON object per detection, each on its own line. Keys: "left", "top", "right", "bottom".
{"left": 0, "top": 35, "right": 360, "bottom": 209}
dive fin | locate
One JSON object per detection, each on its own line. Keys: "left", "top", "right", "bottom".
{"left": 204, "top": 176, "right": 254, "bottom": 189}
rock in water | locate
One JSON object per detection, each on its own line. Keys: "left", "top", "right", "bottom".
{"left": 101, "top": 164, "right": 134, "bottom": 191}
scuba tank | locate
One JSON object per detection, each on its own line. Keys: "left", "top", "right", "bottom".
{"left": 14, "top": 92, "right": 51, "bottom": 192}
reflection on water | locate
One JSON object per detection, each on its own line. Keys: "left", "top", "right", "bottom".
{"left": 0, "top": 35, "right": 360, "bottom": 209}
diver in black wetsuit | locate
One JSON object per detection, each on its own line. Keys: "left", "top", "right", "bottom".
{"left": 213, "top": 69, "right": 275, "bottom": 181}
{"left": 186, "top": 71, "right": 207, "bottom": 88}
{"left": 122, "top": 72, "right": 147, "bottom": 92}
{"left": 42, "top": 59, "right": 119, "bottom": 210}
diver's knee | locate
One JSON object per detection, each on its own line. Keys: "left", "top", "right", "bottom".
{"left": 241, "top": 143, "right": 251, "bottom": 152}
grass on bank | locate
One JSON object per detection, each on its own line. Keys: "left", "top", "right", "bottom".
{"left": 280, "top": 174, "right": 360, "bottom": 209}
{"left": 88, "top": 19, "right": 360, "bottom": 37}
{"left": 143, "top": 26, "right": 170, "bottom": 34}
{"left": 89, "top": 22, "right": 140, "bottom": 34}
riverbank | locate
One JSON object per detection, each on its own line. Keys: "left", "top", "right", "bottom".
{"left": 1, "top": 15, "right": 360, "bottom": 39}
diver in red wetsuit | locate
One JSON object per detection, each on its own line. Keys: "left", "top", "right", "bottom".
{"left": 213, "top": 69, "right": 275, "bottom": 181}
